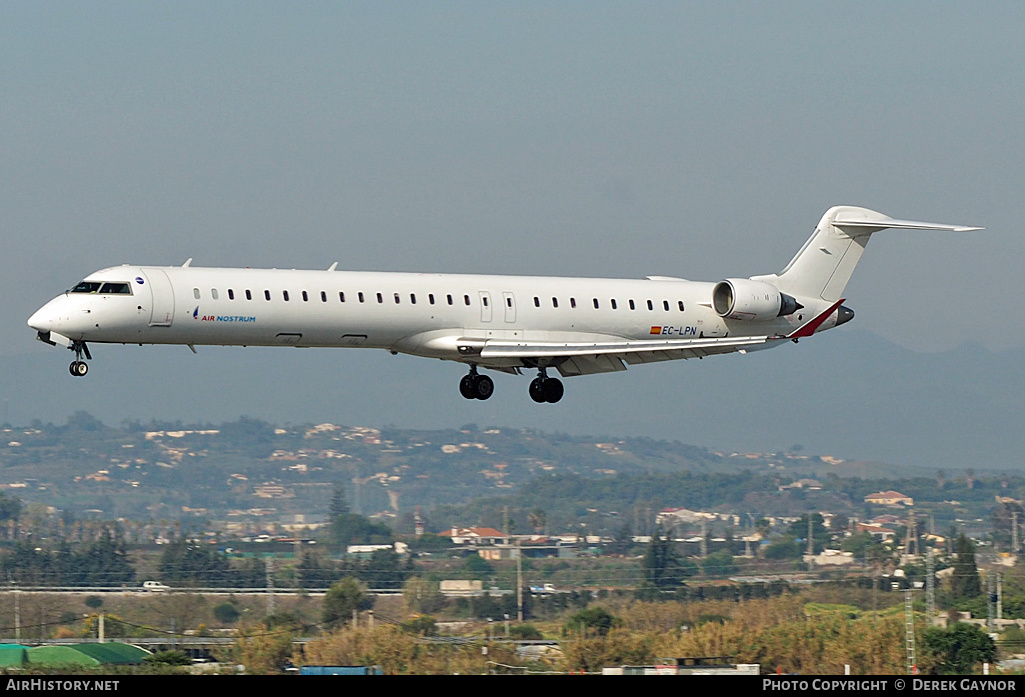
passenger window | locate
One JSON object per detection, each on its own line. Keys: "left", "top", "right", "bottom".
{"left": 211, "top": 289, "right": 219, "bottom": 300}
{"left": 410, "top": 294, "right": 416, "bottom": 304}
{"left": 611, "top": 299, "right": 617, "bottom": 310}
{"left": 592, "top": 298, "right": 599, "bottom": 309}
{"left": 570, "top": 298, "right": 576, "bottom": 308}
{"left": 678, "top": 300, "right": 685, "bottom": 311}
{"left": 245, "top": 290, "right": 252, "bottom": 300}
{"left": 482, "top": 296, "right": 488, "bottom": 307}
{"left": 552, "top": 297, "right": 559, "bottom": 308}
{"left": 283, "top": 291, "right": 290, "bottom": 301}
{"left": 302, "top": 291, "right": 309, "bottom": 302}
{"left": 447, "top": 294, "right": 453, "bottom": 305}
{"left": 429, "top": 294, "right": 435, "bottom": 305}
{"left": 506, "top": 297, "right": 512, "bottom": 307}
{"left": 377, "top": 293, "right": 383, "bottom": 304}
{"left": 464, "top": 295, "right": 470, "bottom": 306}
{"left": 193, "top": 288, "right": 201, "bottom": 300}
{"left": 663, "top": 300, "right": 670, "bottom": 311}
{"left": 339, "top": 291, "right": 345, "bottom": 302}
{"left": 320, "top": 291, "right": 327, "bottom": 302}
{"left": 394, "top": 293, "right": 400, "bottom": 304}
{"left": 534, "top": 297, "right": 540, "bottom": 307}
{"left": 228, "top": 289, "right": 235, "bottom": 300}
{"left": 647, "top": 300, "right": 653, "bottom": 310}
{"left": 264, "top": 290, "right": 271, "bottom": 301}
{"left": 629, "top": 299, "right": 636, "bottom": 310}
{"left": 358, "top": 292, "right": 365, "bottom": 303}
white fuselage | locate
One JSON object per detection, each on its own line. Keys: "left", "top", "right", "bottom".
{"left": 28, "top": 264, "right": 838, "bottom": 371}
{"left": 27, "top": 206, "right": 976, "bottom": 399}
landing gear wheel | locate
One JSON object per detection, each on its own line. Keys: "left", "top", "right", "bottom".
{"left": 543, "top": 377, "right": 564, "bottom": 403}
{"left": 473, "top": 374, "right": 494, "bottom": 400}
{"left": 459, "top": 375, "right": 477, "bottom": 400}
{"left": 529, "top": 378, "right": 547, "bottom": 403}
{"left": 69, "top": 361, "right": 88, "bottom": 377}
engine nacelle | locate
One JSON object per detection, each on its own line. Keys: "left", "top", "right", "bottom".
{"left": 712, "top": 279, "right": 799, "bottom": 321}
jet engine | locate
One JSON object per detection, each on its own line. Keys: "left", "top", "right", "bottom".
{"left": 712, "top": 279, "right": 800, "bottom": 321}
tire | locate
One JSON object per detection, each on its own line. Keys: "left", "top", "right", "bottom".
{"left": 459, "top": 375, "right": 477, "bottom": 399}
{"left": 544, "top": 378, "right": 564, "bottom": 403}
{"left": 529, "top": 378, "right": 547, "bottom": 403}
{"left": 474, "top": 374, "right": 494, "bottom": 400}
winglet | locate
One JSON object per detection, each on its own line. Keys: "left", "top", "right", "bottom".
{"left": 787, "top": 299, "right": 846, "bottom": 339}
{"left": 182, "top": 258, "right": 193, "bottom": 268}
{"left": 327, "top": 262, "right": 338, "bottom": 271}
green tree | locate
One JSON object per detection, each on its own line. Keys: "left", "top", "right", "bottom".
{"left": 364, "top": 549, "right": 407, "bottom": 589}
{"left": 642, "top": 531, "right": 694, "bottom": 589}
{"left": 527, "top": 508, "right": 547, "bottom": 534}
{"left": 921, "top": 623, "right": 996, "bottom": 675}
{"left": 0, "top": 492, "right": 22, "bottom": 523}
{"left": 841, "top": 531, "right": 890, "bottom": 563}
{"left": 700, "top": 549, "right": 738, "bottom": 577}
{"left": 330, "top": 483, "right": 350, "bottom": 518}
{"left": 787, "top": 514, "right": 829, "bottom": 554}
{"left": 764, "top": 537, "right": 803, "bottom": 560}
{"left": 564, "top": 607, "right": 618, "bottom": 637}
{"left": 158, "top": 539, "right": 232, "bottom": 587}
{"left": 322, "top": 577, "right": 371, "bottom": 629}
{"left": 331, "top": 513, "right": 393, "bottom": 546}
{"left": 227, "top": 622, "right": 296, "bottom": 675}
{"left": 214, "top": 602, "right": 241, "bottom": 624}
{"left": 463, "top": 554, "right": 494, "bottom": 579}
{"left": 403, "top": 577, "right": 446, "bottom": 615}
{"left": 950, "top": 534, "right": 982, "bottom": 601}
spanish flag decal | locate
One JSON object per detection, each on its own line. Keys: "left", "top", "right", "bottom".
{"left": 650, "top": 326, "right": 661, "bottom": 335}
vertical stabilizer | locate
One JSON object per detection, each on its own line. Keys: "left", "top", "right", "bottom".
{"left": 752, "top": 206, "right": 980, "bottom": 302}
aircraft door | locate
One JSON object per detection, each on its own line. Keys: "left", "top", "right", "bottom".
{"left": 479, "top": 291, "right": 492, "bottom": 323}
{"left": 140, "top": 268, "right": 175, "bottom": 327}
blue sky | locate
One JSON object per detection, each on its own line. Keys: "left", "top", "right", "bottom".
{"left": 1, "top": 3, "right": 1020, "bottom": 467}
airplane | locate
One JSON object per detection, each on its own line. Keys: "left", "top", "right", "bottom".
{"left": 27, "top": 206, "right": 979, "bottom": 403}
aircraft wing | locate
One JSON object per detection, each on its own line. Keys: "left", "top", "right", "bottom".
{"left": 479, "top": 335, "right": 779, "bottom": 376}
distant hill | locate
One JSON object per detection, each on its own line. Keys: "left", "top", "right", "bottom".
{"left": 3, "top": 328, "right": 1021, "bottom": 474}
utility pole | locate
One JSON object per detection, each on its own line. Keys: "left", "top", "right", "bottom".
{"left": 998, "top": 572, "right": 1003, "bottom": 621}
{"left": 926, "top": 549, "right": 936, "bottom": 623}
{"left": 987, "top": 571, "right": 995, "bottom": 632}
{"left": 266, "top": 556, "right": 275, "bottom": 616}
{"left": 516, "top": 538, "right": 523, "bottom": 622}
{"left": 905, "top": 589, "right": 917, "bottom": 675}
{"left": 1008, "top": 508, "right": 1016, "bottom": 553}
{"left": 14, "top": 590, "right": 20, "bottom": 642}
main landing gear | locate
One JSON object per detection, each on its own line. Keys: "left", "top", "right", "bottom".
{"left": 529, "top": 368, "right": 563, "bottom": 404}
{"left": 458, "top": 366, "right": 564, "bottom": 403}
{"left": 68, "top": 341, "right": 91, "bottom": 378}
{"left": 459, "top": 366, "right": 494, "bottom": 400}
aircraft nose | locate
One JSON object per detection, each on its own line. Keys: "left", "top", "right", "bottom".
{"left": 27, "top": 307, "right": 53, "bottom": 333}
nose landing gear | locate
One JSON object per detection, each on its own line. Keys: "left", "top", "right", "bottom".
{"left": 459, "top": 366, "right": 494, "bottom": 400}
{"left": 68, "top": 341, "right": 91, "bottom": 378}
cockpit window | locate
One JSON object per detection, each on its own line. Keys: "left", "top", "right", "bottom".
{"left": 71, "top": 281, "right": 101, "bottom": 293}
{"left": 99, "top": 282, "right": 132, "bottom": 294}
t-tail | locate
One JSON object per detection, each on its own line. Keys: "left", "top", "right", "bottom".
{"left": 751, "top": 206, "right": 982, "bottom": 303}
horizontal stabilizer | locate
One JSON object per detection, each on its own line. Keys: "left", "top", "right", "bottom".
{"left": 832, "top": 215, "right": 983, "bottom": 233}
{"left": 755, "top": 205, "right": 982, "bottom": 302}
